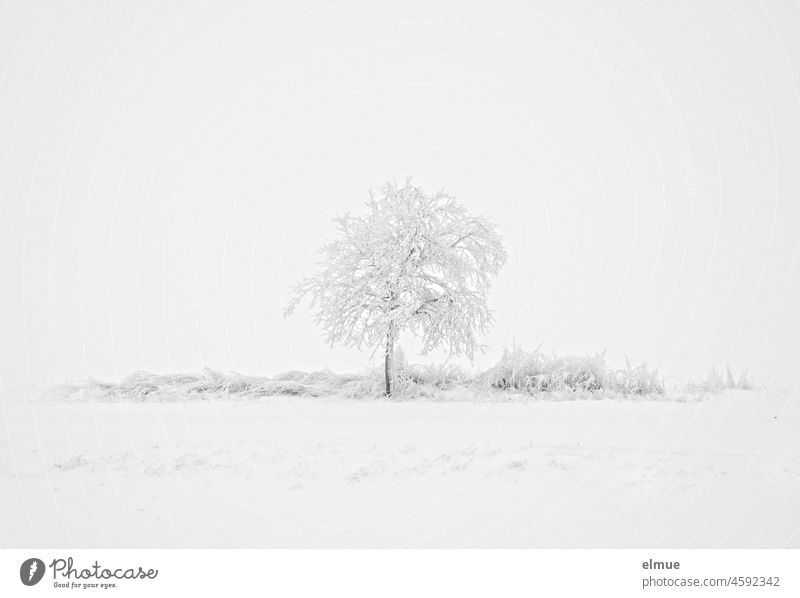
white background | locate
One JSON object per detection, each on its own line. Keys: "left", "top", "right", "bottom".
{"left": 0, "top": 549, "right": 798, "bottom": 597}
{"left": 1, "top": 0, "right": 799, "bottom": 391}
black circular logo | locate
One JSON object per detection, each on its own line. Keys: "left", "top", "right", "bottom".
{"left": 20, "top": 558, "right": 45, "bottom": 586}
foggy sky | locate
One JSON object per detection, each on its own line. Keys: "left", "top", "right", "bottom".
{"left": 1, "top": 0, "right": 798, "bottom": 393}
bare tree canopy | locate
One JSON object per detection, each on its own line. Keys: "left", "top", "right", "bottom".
{"left": 284, "top": 179, "right": 507, "bottom": 394}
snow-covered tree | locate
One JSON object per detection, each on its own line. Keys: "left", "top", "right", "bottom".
{"left": 284, "top": 180, "right": 507, "bottom": 396}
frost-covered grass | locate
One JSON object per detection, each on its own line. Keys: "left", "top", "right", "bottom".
{"left": 49, "top": 368, "right": 380, "bottom": 402}
{"left": 46, "top": 347, "right": 754, "bottom": 403}
{"left": 48, "top": 346, "right": 722, "bottom": 402}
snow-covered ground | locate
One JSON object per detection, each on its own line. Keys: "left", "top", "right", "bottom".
{"left": 1, "top": 389, "right": 798, "bottom": 547}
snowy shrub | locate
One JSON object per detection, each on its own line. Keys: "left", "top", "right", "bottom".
{"left": 481, "top": 347, "right": 664, "bottom": 395}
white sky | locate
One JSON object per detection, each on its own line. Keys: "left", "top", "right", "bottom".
{"left": 1, "top": 0, "right": 799, "bottom": 392}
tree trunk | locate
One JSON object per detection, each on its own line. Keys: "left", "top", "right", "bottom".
{"left": 384, "top": 333, "right": 393, "bottom": 397}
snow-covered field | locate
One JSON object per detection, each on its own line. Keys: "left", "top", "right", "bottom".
{"left": 1, "top": 389, "right": 798, "bottom": 548}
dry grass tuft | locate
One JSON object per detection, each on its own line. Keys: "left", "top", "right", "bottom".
{"left": 685, "top": 365, "right": 753, "bottom": 393}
